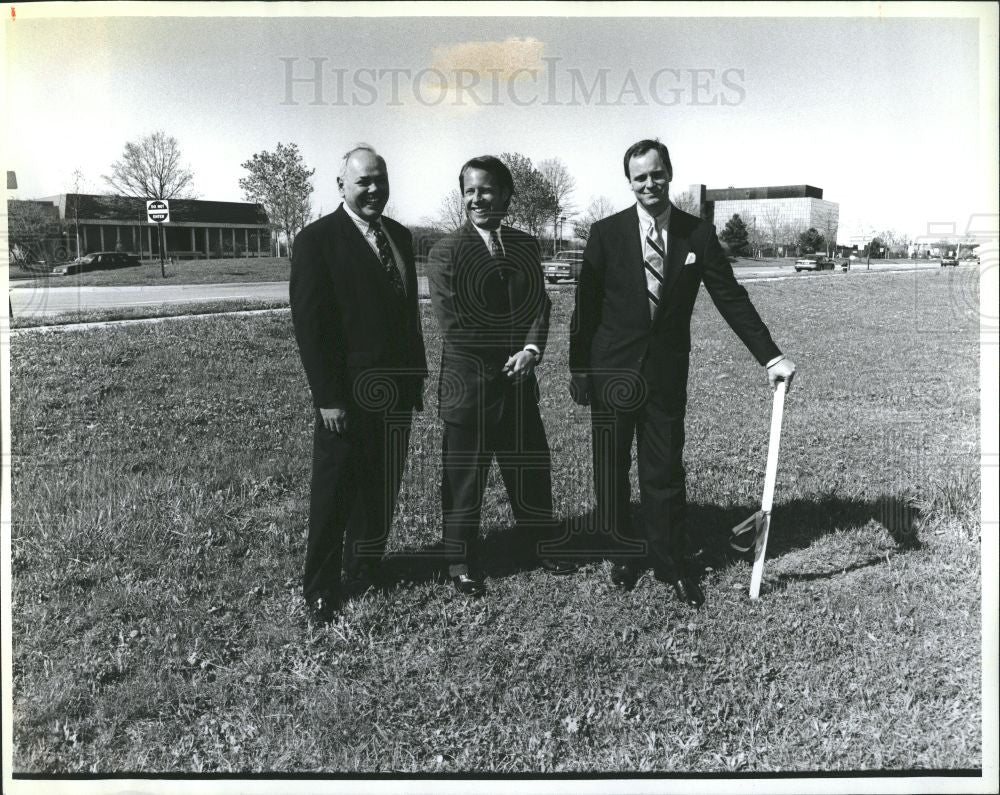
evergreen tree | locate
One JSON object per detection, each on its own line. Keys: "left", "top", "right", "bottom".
{"left": 720, "top": 213, "right": 750, "bottom": 256}
{"left": 797, "top": 226, "right": 826, "bottom": 254}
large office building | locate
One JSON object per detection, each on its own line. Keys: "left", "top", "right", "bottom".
{"left": 687, "top": 184, "right": 839, "bottom": 253}
{"left": 26, "top": 193, "right": 271, "bottom": 260}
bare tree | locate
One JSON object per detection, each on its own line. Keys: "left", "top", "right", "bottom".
{"left": 434, "top": 189, "right": 467, "bottom": 232}
{"left": 671, "top": 190, "right": 700, "bottom": 216}
{"left": 67, "top": 168, "right": 87, "bottom": 258}
{"left": 103, "top": 131, "right": 195, "bottom": 199}
{"left": 782, "top": 222, "right": 807, "bottom": 256}
{"left": 538, "top": 157, "right": 576, "bottom": 254}
{"left": 572, "top": 196, "right": 616, "bottom": 242}
{"left": 819, "top": 212, "right": 839, "bottom": 257}
{"left": 760, "top": 204, "right": 784, "bottom": 257}
{"left": 745, "top": 215, "right": 766, "bottom": 259}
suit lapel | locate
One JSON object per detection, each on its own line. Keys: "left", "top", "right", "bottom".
{"left": 336, "top": 205, "right": 400, "bottom": 296}
{"left": 657, "top": 205, "right": 690, "bottom": 317}
{"left": 619, "top": 209, "right": 651, "bottom": 327}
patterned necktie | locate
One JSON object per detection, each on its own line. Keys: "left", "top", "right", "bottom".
{"left": 489, "top": 229, "right": 506, "bottom": 281}
{"left": 370, "top": 220, "right": 406, "bottom": 299}
{"left": 488, "top": 230, "right": 504, "bottom": 259}
{"left": 643, "top": 221, "right": 666, "bottom": 319}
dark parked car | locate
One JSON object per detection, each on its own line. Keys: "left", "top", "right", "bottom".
{"left": 940, "top": 255, "right": 958, "bottom": 267}
{"left": 542, "top": 250, "right": 585, "bottom": 283}
{"left": 794, "top": 255, "right": 835, "bottom": 272}
{"left": 52, "top": 251, "right": 141, "bottom": 275}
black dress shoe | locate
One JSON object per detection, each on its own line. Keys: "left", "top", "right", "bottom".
{"left": 305, "top": 593, "right": 340, "bottom": 623}
{"left": 658, "top": 574, "right": 704, "bottom": 607}
{"left": 610, "top": 563, "right": 639, "bottom": 591}
{"left": 451, "top": 573, "right": 486, "bottom": 597}
{"left": 540, "top": 557, "right": 579, "bottom": 575}
{"left": 345, "top": 563, "right": 381, "bottom": 597}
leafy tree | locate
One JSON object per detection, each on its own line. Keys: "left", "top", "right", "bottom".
{"left": 720, "top": 214, "right": 750, "bottom": 257}
{"left": 103, "top": 130, "right": 194, "bottom": 199}
{"left": 865, "top": 236, "right": 885, "bottom": 257}
{"left": 538, "top": 158, "right": 576, "bottom": 254}
{"left": 499, "top": 152, "right": 556, "bottom": 237}
{"left": 797, "top": 226, "right": 826, "bottom": 254}
{"left": 239, "top": 142, "right": 315, "bottom": 254}
{"left": 573, "top": 196, "right": 616, "bottom": 242}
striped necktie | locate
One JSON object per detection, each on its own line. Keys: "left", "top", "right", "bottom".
{"left": 370, "top": 220, "right": 406, "bottom": 299}
{"left": 644, "top": 221, "right": 666, "bottom": 319}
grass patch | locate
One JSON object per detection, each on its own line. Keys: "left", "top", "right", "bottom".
{"left": 9, "top": 256, "right": 291, "bottom": 288}
{"left": 10, "top": 299, "right": 289, "bottom": 330}
{"left": 9, "top": 268, "right": 981, "bottom": 773}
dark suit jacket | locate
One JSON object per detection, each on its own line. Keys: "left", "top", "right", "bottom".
{"left": 290, "top": 205, "right": 427, "bottom": 410}
{"left": 570, "top": 204, "right": 780, "bottom": 412}
{"left": 428, "top": 222, "right": 551, "bottom": 425}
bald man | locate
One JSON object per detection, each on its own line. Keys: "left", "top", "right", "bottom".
{"left": 290, "top": 144, "right": 427, "bottom": 622}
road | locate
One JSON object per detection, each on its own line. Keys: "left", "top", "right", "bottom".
{"left": 9, "top": 260, "right": 949, "bottom": 319}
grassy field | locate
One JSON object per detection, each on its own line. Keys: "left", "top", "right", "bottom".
{"left": 8, "top": 256, "right": 291, "bottom": 287}
{"left": 9, "top": 268, "right": 982, "bottom": 774}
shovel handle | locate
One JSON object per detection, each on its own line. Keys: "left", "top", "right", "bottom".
{"left": 760, "top": 380, "right": 786, "bottom": 514}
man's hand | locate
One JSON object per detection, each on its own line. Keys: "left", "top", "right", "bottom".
{"left": 569, "top": 373, "right": 591, "bottom": 406}
{"left": 504, "top": 350, "right": 537, "bottom": 380}
{"left": 767, "top": 357, "right": 796, "bottom": 392}
{"left": 319, "top": 406, "right": 348, "bottom": 434}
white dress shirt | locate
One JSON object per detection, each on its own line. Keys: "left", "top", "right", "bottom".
{"left": 636, "top": 201, "right": 670, "bottom": 258}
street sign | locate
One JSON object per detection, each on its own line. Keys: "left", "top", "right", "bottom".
{"left": 146, "top": 199, "right": 170, "bottom": 224}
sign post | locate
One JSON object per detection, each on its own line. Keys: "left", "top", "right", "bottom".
{"left": 146, "top": 199, "right": 170, "bottom": 277}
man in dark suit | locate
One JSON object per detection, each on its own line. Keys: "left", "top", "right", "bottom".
{"left": 428, "top": 155, "right": 577, "bottom": 597}
{"left": 569, "top": 139, "right": 796, "bottom": 607}
{"left": 290, "top": 144, "right": 426, "bottom": 622}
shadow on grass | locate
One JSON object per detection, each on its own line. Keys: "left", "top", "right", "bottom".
{"left": 375, "top": 492, "right": 922, "bottom": 587}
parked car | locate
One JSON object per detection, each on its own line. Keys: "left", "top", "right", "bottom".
{"left": 52, "top": 251, "right": 142, "bottom": 275}
{"left": 940, "top": 255, "right": 958, "bottom": 267}
{"left": 794, "top": 255, "right": 835, "bottom": 272}
{"left": 542, "top": 250, "right": 585, "bottom": 283}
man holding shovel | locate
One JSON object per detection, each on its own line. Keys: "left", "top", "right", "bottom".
{"left": 569, "top": 138, "right": 796, "bottom": 607}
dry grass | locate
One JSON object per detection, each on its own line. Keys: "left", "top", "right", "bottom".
{"left": 9, "top": 268, "right": 981, "bottom": 774}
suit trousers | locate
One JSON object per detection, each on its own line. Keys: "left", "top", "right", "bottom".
{"left": 303, "top": 402, "right": 412, "bottom": 602}
{"left": 591, "top": 385, "right": 688, "bottom": 580}
{"left": 441, "top": 387, "right": 554, "bottom": 577}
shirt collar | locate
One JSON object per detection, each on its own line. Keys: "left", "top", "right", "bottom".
{"left": 471, "top": 222, "right": 502, "bottom": 248}
{"left": 636, "top": 201, "right": 671, "bottom": 233}
{"left": 342, "top": 201, "right": 381, "bottom": 232}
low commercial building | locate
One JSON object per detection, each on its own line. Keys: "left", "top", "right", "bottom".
{"left": 33, "top": 193, "right": 271, "bottom": 260}
{"left": 686, "top": 184, "right": 840, "bottom": 254}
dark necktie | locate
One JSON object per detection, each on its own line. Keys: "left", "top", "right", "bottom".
{"left": 488, "top": 229, "right": 504, "bottom": 259}
{"left": 488, "top": 229, "right": 508, "bottom": 283}
{"left": 370, "top": 220, "right": 406, "bottom": 299}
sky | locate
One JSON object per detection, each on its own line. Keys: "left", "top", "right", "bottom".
{"left": 3, "top": 4, "right": 996, "bottom": 243}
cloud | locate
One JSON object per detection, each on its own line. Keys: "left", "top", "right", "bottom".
{"left": 429, "top": 37, "right": 545, "bottom": 81}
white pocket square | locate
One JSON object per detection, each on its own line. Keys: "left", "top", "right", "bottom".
{"left": 684, "top": 252, "right": 697, "bottom": 265}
